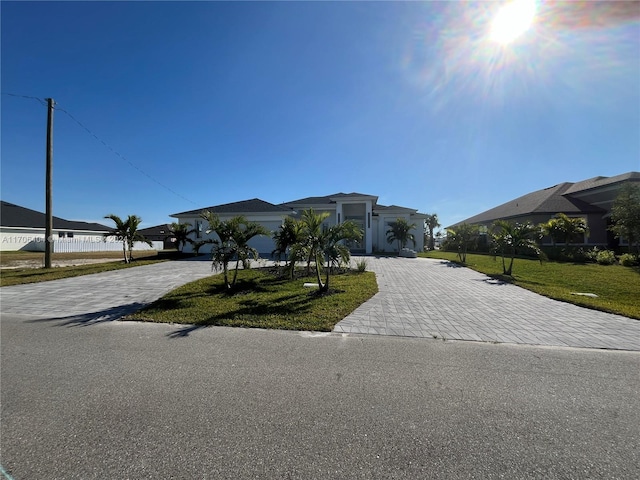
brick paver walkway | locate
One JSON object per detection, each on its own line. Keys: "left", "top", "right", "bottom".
{"left": 334, "top": 257, "right": 640, "bottom": 351}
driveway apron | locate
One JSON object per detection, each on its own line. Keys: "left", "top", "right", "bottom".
{"left": 0, "top": 258, "right": 214, "bottom": 321}
{"left": 334, "top": 257, "right": 640, "bottom": 351}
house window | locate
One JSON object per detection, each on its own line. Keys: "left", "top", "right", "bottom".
{"left": 195, "top": 220, "right": 202, "bottom": 239}
{"left": 58, "top": 232, "right": 66, "bottom": 238}
{"left": 368, "top": 212, "right": 371, "bottom": 229}
{"left": 67, "top": 232, "right": 74, "bottom": 238}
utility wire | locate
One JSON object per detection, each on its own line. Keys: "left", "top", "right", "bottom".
{"left": 2, "top": 92, "right": 197, "bottom": 206}
{"left": 1, "top": 92, "right": 47, "bottom": 106}
{"left": 54, "top": 103, "right": 197, "bottom": 205}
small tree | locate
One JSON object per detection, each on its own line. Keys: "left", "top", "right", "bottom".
{"left": 169, "top": 222, "right": 196, "bottom": 252}
{"left": 491, "top": 220, "right": 544, "bottom": 276}
{"left": 446, "top": 223, "right": 479, "bottom": 264}
{"left": 231, "top": 218, "right": 269, "bottom": 285}
{"left": 424, "top": 213, "right": 441, "bottom": 250}
{"left": 104, "top": 214, "right": 152, "bottom": 263}
{"left": 386, "top": 218, "right": 417, "bottom": 252}
{"left": 201, "top": 212, "right": 268, "bottom": 289}
{"left": 554, "top": 213, "right": 589, "bottom": 245}
{"left": 316, "top": 220, "right": 362, "bottom": 292}
{"left": 294, "top": 209, "right": 362, "bottom": 292}
{"left": 272, "top": 217, "right": 305, "bottom": 273}
{"left": 610, "top": 183, "right": 640, "bottom": 254}
{"left": 540, "top": 218, "right": 563, "bottom": 246}
{"left": 201, "top": 211, "right": 238, "bottom": 290}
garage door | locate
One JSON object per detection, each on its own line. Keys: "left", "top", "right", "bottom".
{"left": 248, "top": 221, "right": 281, "bottom": 258}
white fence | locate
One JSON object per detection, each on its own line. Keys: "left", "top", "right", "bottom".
{"left": 53, "top": 239, "right": 164, "bottom": 253}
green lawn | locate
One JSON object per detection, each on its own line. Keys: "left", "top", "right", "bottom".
{"left": 128, "top": 268, "right": 378, "bottom": 331}
{"left": 0, "top": 258, "right": 165, "bottom": 287}
{"left": 420, "top": 251, "right": 640, "bottom": 319}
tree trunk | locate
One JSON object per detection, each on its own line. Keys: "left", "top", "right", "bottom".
{"left": 315, "top": 256, "right": 325, "bottom": 291}
{"left": 232, "top": 258, "right": 240, "bottom": 286}
{"left": 506, "top": 255, "right": 514, "bottom": 276}
{"left": 322, "top": 257, "right": 330, "bottom": 292}
{"left": 223, "top": 264, "right": 231, "bottom": 290}
{"left": 122, "top": 241, "right": 128, "bottom": 263}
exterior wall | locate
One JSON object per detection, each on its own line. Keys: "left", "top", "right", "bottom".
{"left": 470, "top": 213, "right": 608, "bottom": 246}
{"left": 180, "top": 214, "right": 286, "bottom": 257}
{"left": 0, "top": 227, "right": 162, "bottom": 252}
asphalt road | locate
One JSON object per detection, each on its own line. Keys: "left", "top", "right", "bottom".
{"left": 1, "top": 314, "right": 639, "bottom": 479}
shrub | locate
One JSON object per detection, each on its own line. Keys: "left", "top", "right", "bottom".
{"left": 619, "top": 253, "right": 638, "bottom": 267}
{"left": 355, "top": 258, "right": 368, "bottom": 272}
{"left": 596, "top": 250, "right": 616, "bottom": 265}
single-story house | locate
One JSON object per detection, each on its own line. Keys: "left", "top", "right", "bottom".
{"left": 448, "top": 172, "right": 640, "bottom": 247}
{"left": 171, "top": 192, "right": 428, "bottom": 256}
{"left": 0, "top": 201, "right": 162, "bottom": 252}
{"left": 138, "top": 224, "right": 176, "bottom": 250}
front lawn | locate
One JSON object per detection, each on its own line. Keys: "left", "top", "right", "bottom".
{"left": 128, "top": 268, "right": 378, "bottom": 331}
{"left": 0, "top": 258, "right": 165, "bottom": 287}
{"left": 420, "top": 251, "right": 640, "bottom": 319}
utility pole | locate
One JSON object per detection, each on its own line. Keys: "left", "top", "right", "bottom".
{"left": 44, "top": 98, "right": 54, "bottom": 269}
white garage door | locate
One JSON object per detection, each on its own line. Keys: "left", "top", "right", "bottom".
{"left": 248, "top": 221, "right": 281, "bottom": 257}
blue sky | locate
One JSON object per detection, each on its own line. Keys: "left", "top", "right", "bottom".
{"left": 2, "top": 1, "right": 639, "bottom": 231}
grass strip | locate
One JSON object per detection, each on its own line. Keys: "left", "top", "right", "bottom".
{"left": 128, "top": 268, "right": 378, "bottom": 331}
{"left": 419, "top": 251, "right": 640, "bottom": 319}
{"left": 0, "top": 259, "right": 165, "bottom": 287}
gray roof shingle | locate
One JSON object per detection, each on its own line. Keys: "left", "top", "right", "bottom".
{"left": 1, "top": 201, "right": 110, "bottom": 231}
{"left": 455, "top": 182, "right": 605, "bottom": 225}
{"left": 172, "top": 198, "right": 292, "bottom": 217}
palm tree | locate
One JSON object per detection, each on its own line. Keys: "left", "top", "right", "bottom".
{"left": 201, "top": 212, "right": 268, "bottom": 289}
{"left": 104, "top": 214, "right": 129, "bottom": 263}
{"left": 316, "top": 220, "right": 362, "bottom": 292}
{"left": 201, "top": 211, "right": 237, "bottom": 289}
{"left": 540, "top": 218, "right": 563, "bottom": 246}
{"left": 425, "top": 213, "right": 441, "bottom": 250}
{"left": 169, "top": 222, "right": 196, "bottom": 252}
{"left": 104, "top": 214, "right": 152, "bottom": 263}
{"left": 491, "top": 220, "right": 544, "bottom": 276}
{"left": 296, "top": 209, "right": 362, "bottom": 292}
{"left": 446, "top": 223, "right": 479, "bottom": 264}
{"left": 230, "top": 218, "right": 269, "bottom": 286}
{"left": 272, "top": 217, "right": 304, "bottom": 265}
{"left": 386, "top": 218, "right": 417, "bottom": 252}
{"left": 554, "top": 213, "right": 589, "bottom": 245}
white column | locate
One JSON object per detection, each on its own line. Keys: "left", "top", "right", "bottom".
{"left": 365, "top": 201, "right": 373, "bottom": 254}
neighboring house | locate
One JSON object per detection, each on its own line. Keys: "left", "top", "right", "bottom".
{"left": 171, "top": 193, "right": 427, "bottom": 256}
{"left": 138, "top": 224, "right": 176, "bottom": 250}
{"left": 0, "top": 201, "right": 162, "bottom": 252}
{"left": 448, "top": 172, "right": 640, "bottom": 247}
{"left": 1, "top": 201, "right": 110, "bottom": 252}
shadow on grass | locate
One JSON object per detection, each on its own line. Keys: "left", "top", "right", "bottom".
{"left": 438, "top": 260, "right": 464, "bottom": 268}
{"left": 27, "top": 302, "right": 148, "bottom": 327}
{"left": 472, "top": 277, "right": 510, "bottom": 286}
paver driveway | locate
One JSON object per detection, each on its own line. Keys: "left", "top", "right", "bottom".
{"left": 334, "top": 257, "right": 640, "bottom": 351}
{"left": 2, "top": 256, "right": 639, "bottom": 351}
{"left": 0, "top": 257, "right": 214, "bottom": 321}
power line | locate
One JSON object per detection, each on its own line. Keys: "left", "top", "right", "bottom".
{"left": 53, "top": 103, "right": 197, "bottom": 206}
{"left": 2, "top": 92, "right": 197, "bottom": 206}
{"left": 1, "top": 92, "right": 47, "bottom": 106}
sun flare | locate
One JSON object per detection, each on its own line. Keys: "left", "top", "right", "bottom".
{"left": 490, "top": 0, "right": 537, "bottom": 45}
